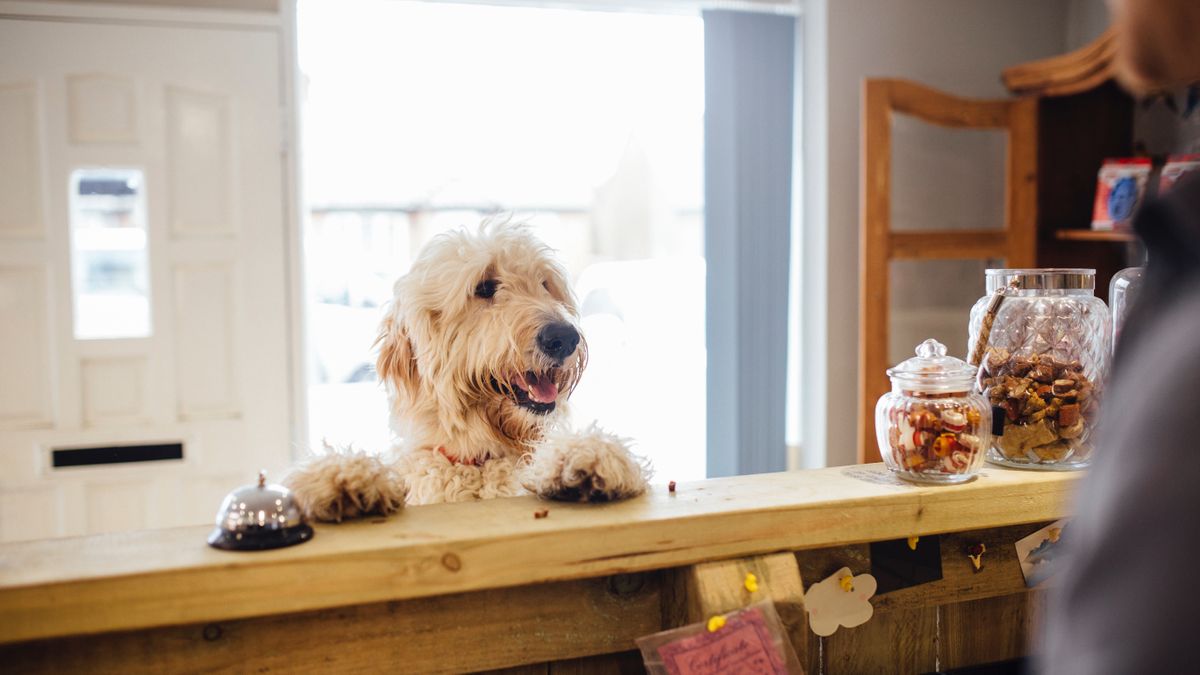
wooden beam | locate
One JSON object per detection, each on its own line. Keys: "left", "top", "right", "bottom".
{"left": 666, "top": 553, "right": 805, "bottom": 625}
{"left": 0, "top": 465, "right": 1079, "bottom": 645}
{"left": 795, "top": 523, "right": 1048, "bottom": 615}
{"left": 882, "top": 79, "right": 1012, "bottom": 129}
{"left": 0, "top": 575, "right": 662, "bottom": 674}
{"left": 665, "top": 553, "right": 809, "bottom": 671}
{"left": 940, "top": 592, "right": 1046, "bottom": 669}
{"left": 1003, "top": 28, "right": 1117, "bottom": 97}
{"left": 858, "top": 79, "right": 892, "bottom": 464}
{"left": 3, "top": 522, "right": 1058, "bottom": 674}
{"left": 887, "top": 231, "right": 1010, "bottom": 260}
{"left": 793, "top": 523, "right": 1050, "bottom": 673}
{"left": 1005, "top": 95, "right": 1039, "bottom": 268}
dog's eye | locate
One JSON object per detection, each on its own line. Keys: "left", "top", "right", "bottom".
{"left": 541, "top": 280, "right": 550, "bottom": 292}
{"left": 474, "top": 279, "right": 499, "bottom": 299}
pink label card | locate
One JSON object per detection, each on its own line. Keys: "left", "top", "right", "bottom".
{"left": 655, "top": 607, "right": 789, "bottom": 675}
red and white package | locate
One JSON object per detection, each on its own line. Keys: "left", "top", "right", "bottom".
{"left": 1159, "top": 154, "right": 1200, "bottom": 194}
{"left": 636, "top": 602, "right": 803, "bottom": 675}
{"left": 1091, "top": 158, "right": 1152, "bottom": 231}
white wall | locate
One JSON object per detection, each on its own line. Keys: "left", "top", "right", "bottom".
{"left": 800, "top": 0, "right": 1078, "bottom": 468}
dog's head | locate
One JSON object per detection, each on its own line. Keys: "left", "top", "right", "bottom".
{"left": 376, "top": 221, "right": 586, "bottom": 450}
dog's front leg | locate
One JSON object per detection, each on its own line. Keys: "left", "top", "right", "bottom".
{"left": 522, "top": 424, "right": 651, "bottom": 502}
{"left": 284, "top": 449, "right": 407, "bottom": 522}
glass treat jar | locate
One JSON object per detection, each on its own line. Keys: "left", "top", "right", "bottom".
{"left": 968, "top": 269, "right": 1111, "bottom": 470}
{"left": 876, "top": 339, "right": 990, "bottom": 484}
{"left": 1109, "top": 265, "right": 1144, "bottom": 352}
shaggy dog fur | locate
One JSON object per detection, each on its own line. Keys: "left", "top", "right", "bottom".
{"left": 287, "top": 222, "right": 650, "bottom": 521}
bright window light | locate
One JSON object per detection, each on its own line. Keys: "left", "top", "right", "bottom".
{"left": 299, "top": 0, "right": 706, "bottom": 481}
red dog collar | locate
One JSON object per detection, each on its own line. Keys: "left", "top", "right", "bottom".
{"left": 435, "top": 446, "right": 488, "bottom": 467}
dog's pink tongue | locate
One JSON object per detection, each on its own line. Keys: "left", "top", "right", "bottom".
{"left": 525, "top": 372, "right": 559, "bottom": 403}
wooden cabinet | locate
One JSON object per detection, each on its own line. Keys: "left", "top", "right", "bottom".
{"left": 1004, "top": 29, "right": 1138, "bottom": 302}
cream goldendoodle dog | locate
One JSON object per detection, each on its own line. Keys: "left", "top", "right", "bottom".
{"left": 287, "top": 222, "right": 650, "bottom": 520}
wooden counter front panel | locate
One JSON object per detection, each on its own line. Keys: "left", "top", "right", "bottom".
{"left": 4, "top": 524, "right": 1048, "bottom": 674}
{"left": 0, "top": 467, "right": 1073, "bottom": 672}
{"left": 1, "top": 575, "right": 662, "bottom": 675}
{"left": 796, "top": 523, "right": 1048, "bottom": 674}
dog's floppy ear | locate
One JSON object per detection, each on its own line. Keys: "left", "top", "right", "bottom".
{"left": 375, "top": 312, "right": 419, "bottom": 399}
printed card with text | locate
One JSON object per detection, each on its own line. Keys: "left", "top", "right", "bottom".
{"left": 636, "top": 601, "right": 803, "bottom": 675}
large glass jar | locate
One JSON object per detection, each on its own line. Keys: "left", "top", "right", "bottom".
{"left": 968, "top": 269, "right": 1111, "bottom": 470}
{"left": 1109, "top": 265, "right": 1144, "bottom": 352}
{"left": 876, "top": 339, "right": 990, "bottom": 484}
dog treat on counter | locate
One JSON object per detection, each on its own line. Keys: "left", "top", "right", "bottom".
{"left": 884, "top": 400, "right": 985, "bottom": 477}
{"left": 978, "top": 347, "right": 1097, "bottom": 463}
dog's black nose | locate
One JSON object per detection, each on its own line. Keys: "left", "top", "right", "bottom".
{"left": 537, "top": 322, "right": 580, "bottom": 361}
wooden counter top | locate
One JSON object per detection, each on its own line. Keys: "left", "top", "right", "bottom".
{"left": 0, "top": 463, "right": 1080, "bottom": 645}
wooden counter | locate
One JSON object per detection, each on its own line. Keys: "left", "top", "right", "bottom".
{"left": 0, "top": 464, "right": 1081, "bottom": 673}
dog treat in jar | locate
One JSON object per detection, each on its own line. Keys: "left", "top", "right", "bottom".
{"left": 875, "top": 339, "right": 990, "bottom": 484}
{"left": 968, "top": 269, "right": 1110, "bottom": 470}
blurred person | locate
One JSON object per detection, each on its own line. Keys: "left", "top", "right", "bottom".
{"left": 1039, "top": 1, "right": 1200, "bottom": 673}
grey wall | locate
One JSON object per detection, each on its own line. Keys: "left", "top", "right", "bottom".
{"left": 1066, "top": 0, "right": 1111, "bottom": 50}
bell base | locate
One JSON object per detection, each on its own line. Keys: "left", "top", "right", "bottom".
{"left": 207, "top": 524, "right": 314, "bottom": 551}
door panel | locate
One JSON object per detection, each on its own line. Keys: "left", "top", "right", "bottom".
{"left": 0, "top": 266, "right": 54, "bottom": 428}
{"left": 0, "top": 15, "right": 292, "bottom": 541}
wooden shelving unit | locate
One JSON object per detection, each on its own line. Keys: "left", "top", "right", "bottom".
{"left": 1055, "top": 228, "right": 1136, "bottom": 242}
{"left": 1001, "top": 28, "right": 1137, "bottom": 300}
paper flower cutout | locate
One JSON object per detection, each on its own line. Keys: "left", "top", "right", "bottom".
{"left": 803, "top": 567, "right": 877, "bottom": 637}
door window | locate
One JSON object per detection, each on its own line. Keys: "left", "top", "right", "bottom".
{"left": 69, "top": 168, "right": 151, "bottom": 340}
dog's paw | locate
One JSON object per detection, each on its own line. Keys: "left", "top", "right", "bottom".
{"left": 284, "top": 449, "right": 406, "bottom": 522}
{"left": 523, "top": 424, "right": 651, "bottom": 502}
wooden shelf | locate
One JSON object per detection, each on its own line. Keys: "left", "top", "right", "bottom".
{"left": 1055, "top": 229, "right": 1135, "bottom": 242}
{"left": 1003, "top": 28, "right": 1117, "bottom": 97}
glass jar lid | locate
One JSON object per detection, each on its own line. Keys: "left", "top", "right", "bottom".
{"left": 985, "top": 268, "right": 1095, "bottom": 293}
{"left": 887, "top": 339, "right": 977, "bottom": 393}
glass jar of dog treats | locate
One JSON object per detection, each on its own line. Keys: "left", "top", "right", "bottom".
{"left": 968, "top": 269, "right": 1111, "bottom": 470}
{"left": 875, "top": 339, "right": 990, "bottom": 484}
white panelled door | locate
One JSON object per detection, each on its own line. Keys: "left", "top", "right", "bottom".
{"left": 0, "top": 12, "right": 293, "bottom": 541}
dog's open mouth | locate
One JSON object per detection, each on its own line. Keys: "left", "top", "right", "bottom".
{"left": 509, "top": 370, "right": 560, "bottom": 415}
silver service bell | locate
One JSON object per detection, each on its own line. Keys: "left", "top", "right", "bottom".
{"left": 207, "top": 470, "right": 313, "bottom": 551}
